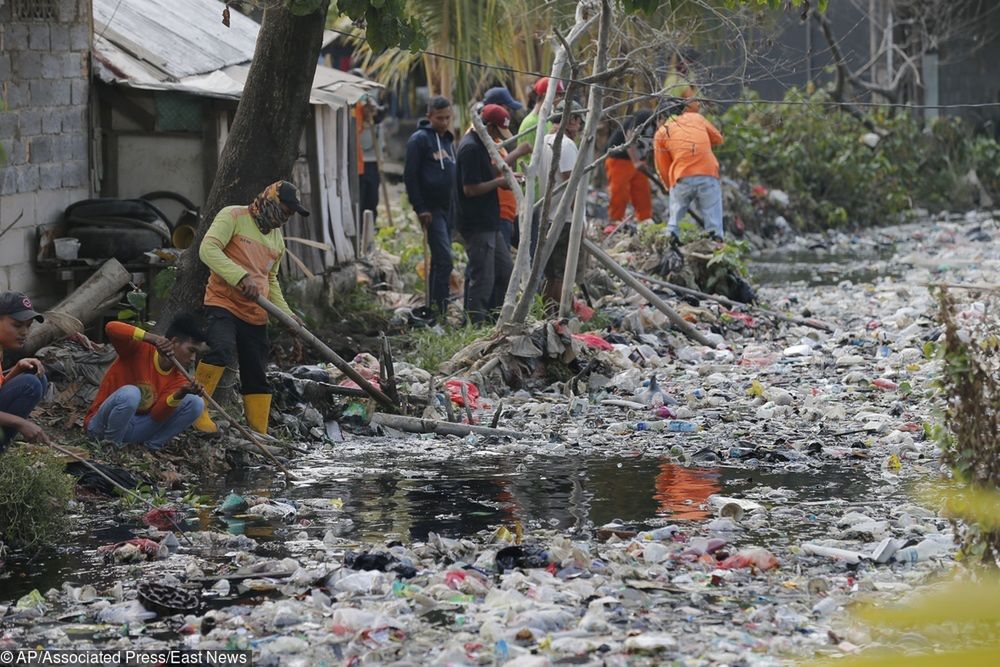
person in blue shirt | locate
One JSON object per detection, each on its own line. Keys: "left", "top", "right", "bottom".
{"left": 404, "top": 96, "right": 456, "bottom": 320}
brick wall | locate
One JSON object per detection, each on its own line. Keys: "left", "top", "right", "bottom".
{"left": 0, "top": 0, "right": 92, "bottom": 298}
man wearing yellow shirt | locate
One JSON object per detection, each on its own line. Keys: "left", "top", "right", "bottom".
{"left": 192, "top": 181, "right": 306, "bottom": 435}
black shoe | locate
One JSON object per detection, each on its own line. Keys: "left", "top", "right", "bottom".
{"left": 669, "top": 232, "right": 681, "bottom": 249}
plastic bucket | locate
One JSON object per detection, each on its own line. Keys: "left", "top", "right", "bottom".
{"left": 54, "top": 237, "right": 81, "bottom": 260}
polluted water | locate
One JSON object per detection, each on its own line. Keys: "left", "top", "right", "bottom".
{"left": 2, "top": 211, "right": 998, "bottom": 664}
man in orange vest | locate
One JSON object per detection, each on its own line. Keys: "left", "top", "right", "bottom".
{"left": 654, "top": 91, "right": 725, "bottom": 244}
{"left": 192, "top": 181, "right": 307, "bottom": 435}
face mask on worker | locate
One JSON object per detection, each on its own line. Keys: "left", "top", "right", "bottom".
{"left": 249, "top": 182, "right": 292, "bottom": 233}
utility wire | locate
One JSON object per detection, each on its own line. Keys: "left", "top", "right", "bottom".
{"left": 326, "top": 26, "right": 1000, "bottom": 111}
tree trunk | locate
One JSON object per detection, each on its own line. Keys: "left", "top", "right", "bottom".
{"left": 159, "top": 2, "right": 330, "bottom": 325}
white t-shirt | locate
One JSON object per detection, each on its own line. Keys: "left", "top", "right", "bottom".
{"left": 537, "top": 133, "right": 579, "bottom": 218}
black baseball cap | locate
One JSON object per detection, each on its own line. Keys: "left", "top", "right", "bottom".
{"left": 277, "top": 181, "right": 310, "bottom": 217}
{"left": 0, "top": 292, "right": 44, "bottom": 323}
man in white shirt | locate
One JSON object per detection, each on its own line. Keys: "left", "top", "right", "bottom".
{"left": 537, "top": 101, "right": 585, "bottom": 308}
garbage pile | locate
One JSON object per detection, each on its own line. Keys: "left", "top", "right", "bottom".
{"left": 4, "top": 210, "right": 999, "bottom": 664}
{"left": 0, "top": 484, "right": 962, "bottom": 665}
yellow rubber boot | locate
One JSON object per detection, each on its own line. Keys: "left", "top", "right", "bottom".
{"left": 192, "top": 362, "right": 225, "bottom": 433}
{"left": 243, "top": 393, "right": 272, "bottom": 435}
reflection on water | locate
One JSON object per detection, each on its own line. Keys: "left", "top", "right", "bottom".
{"left": 654, "top": 463, "right": 721, "bottom": 520}
{"left": 2, "top": 455, "right": 878, "bottom": 603}
{"left": 751, "top": 246, "right": 897, "bottom": 286}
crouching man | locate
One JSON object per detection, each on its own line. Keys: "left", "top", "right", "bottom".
{"left": 85, "top": 316, "right": 206, "bottom": 450}
{"left": 0, "top": 291, "right": 50, "bottom": 450}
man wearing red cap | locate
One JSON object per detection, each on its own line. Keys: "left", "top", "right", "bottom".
{"left": 456, "top": 104, "right": 519, "bottom": 324}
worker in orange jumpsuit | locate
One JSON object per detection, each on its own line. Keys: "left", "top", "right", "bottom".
{"left": 604, "top": 110, "right": 657, "bottom": 225}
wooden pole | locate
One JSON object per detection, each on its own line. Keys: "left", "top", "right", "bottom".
{"left": 628, "top": 268, "right": 836, "bottom": 332}
{"left": 255, "top": 295, "right": 398, "bottom": 410}
{"left": 371, "top": 413, "right": 524, "bottom": 439}
{"left": 582, "top": 238, "right": 716, "bottom": 346}
{"left": 558, "top": 0, "right": 611, "bottom": 318}
{"left": 164, "top": 354, "right": 297, "bottom": 481}
{"left": 422, "top": 222, "right": 432, "bottom": 307}
{"left": 373, "top": 132, "right": 394, "bottom": 227}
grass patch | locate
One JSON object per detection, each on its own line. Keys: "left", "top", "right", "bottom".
{"left": 0, "top": 449, "right": 74, "bottom": 552}
{"left": 403, "top": 323, "right": 492, "bottom": 372}
{"left": 328, "top": 286, "right": 392, "bottom": 334}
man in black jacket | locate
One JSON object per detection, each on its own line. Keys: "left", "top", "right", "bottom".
{"left": 456, "top": 104, "right": 518, "bottom": 324}
{"left": 404, "top": 96, "right": 456, "bottom": 319}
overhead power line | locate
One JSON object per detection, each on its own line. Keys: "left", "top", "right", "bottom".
{"left": 326, "top": 26, "right": 1000, "bottom": 112}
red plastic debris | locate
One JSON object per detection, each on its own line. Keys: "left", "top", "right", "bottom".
{"left": 872, "top": 378, "right": 898, "bottom": 391}
{"left": 444, "top": 570, "right": 467, "bottom": 589}
{"left": 719, "top": 547, "right": 779, "bottom": 572}
{"left": 142, "top": 506, "right": 181, "bottom": 530}
{"left": 444, "top": 380, "right": 480, "bottom": 409}
{"left": 572, "top": 299, "right": 595, "bottom": 322}
{"left": 97, "top": 538, "right": 163, "bottom": 559}
{"left": 723, "top": 310, "right": 756, "bottom": 328}
{"left": 572, "top": 333, "right": 613, "bottom": 350}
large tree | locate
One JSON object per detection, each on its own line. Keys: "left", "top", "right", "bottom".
{"left": 161, "top": 1, "right": 331, "bottom": 322}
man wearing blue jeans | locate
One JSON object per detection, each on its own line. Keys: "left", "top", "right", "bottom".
{"left": 653, "top": 93, "right": 726, "bottom": 243}
{"left": 0, "top": 292, "right": 50, "bottom": 450}
{"left": 404, "top": 96, "right": 456, "bottom": 320}
{"left": 668, "top": 175, "right": 725, "bottom": 241}
{"left": 85, "top": 315, "right": 206, "bottom": 450}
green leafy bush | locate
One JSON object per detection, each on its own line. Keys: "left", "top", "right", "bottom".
{"left": 717, "top": 88, "right": 1000, "bottom": 231}
{"left": 0, "top": 449, "right": 74, "bottom": 551}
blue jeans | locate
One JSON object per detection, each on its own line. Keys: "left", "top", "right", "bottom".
{"left": 426, "top": 208, "right": 453, "bottom": 317}
{"left": 87, "top": 385, "right": 203, "bottom": 450}
{"left": 0, "top": 373, "right": 48, "bottom": 451}
{"left": 668, "top": 175, "right": 724, "bottom": 239}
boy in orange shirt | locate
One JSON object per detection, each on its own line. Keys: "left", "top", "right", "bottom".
{"left": 653, "top": 92, "right": 725, "bottom": 243}
{"left": 85, "top": 315, "right": 206, "bottom": 450}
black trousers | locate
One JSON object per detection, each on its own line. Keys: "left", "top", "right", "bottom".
{"left": 203, "top": 306, "right": 270, "bottom": 395}
{"left": 360, "top": 161, "right": 380, "bottom": 224}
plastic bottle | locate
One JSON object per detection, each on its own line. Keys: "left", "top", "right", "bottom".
{"left": 607, "top": 420, "right": 700, "bottom": 433}
{"left": 893, "top": 538, "right": 949, "bottom": 563}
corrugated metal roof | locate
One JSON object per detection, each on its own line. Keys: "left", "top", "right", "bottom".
{"left": 93, "top": 0, "right": 258, "bottom": 81}
{"left": 93, "top": 0, "right": 380, "bottom": 106}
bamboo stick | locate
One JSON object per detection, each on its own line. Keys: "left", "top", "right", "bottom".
{"left": 627, "top": 268, "right": 836, "bottom": 332}
{"left": 164, "top": 354, "right": 296, "bottom": 481}
{"left": 371, "top": 413, "right": 524, "bottom": 439}
{"left": 47, "top": 442, "right": 193, "bottom": 545}
{"left": 582, "top": 238, "right": 716, "bottom": 346}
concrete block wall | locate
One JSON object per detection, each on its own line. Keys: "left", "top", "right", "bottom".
{"left": 1, "top": 0, "right": 92, "bottom": 298}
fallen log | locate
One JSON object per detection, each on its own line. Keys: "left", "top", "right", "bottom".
{"left": 582, "top": 238, "right": 716, "bottom": 347}
{"left": 628, "top": 268, "right": 836, "bottom": 333}
{"left": 371, "top": 413, "right": 525, "bottom": 439}
{"left": 24, "top": 258, "right": 132, "bottom": 354}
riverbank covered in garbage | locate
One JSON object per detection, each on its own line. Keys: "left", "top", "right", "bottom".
{"left": 3, "top": 210, "right": 999, "bottom": 664}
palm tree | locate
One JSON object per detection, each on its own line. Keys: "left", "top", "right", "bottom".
{"left": 333, "top": 0, "right": 579, "bottom": 115}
